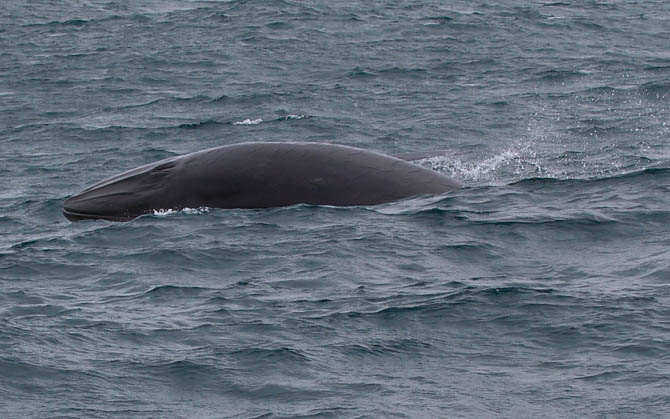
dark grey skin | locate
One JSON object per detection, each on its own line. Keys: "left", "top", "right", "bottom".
{"left": 63, "top": 142, "right": 460, "bottom": 222}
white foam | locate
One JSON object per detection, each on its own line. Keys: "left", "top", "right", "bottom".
{"left": 234, "top": 118, "right": 263, "bottom": 125}
{"left": 152, "top": 207, "right": 210, "bottom": 217}
{"left": 182, "top": 207, "right": 210, "bottom": 215}
{"left": 152, "top": 209, "right": 177, "bottom": 217}
{"left": 285, "top": 114, "right": 305, "bottom": 120}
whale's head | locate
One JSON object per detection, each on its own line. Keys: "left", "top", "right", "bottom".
{"left": 63, "top": 157, "right": 184, "bottom": 222}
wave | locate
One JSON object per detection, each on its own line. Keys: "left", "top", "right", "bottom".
{"left": 229, "top": 347, "right": 311, "bottom": 363}
{"left": 332, "top": 338, "right": 431, "bottom": 357}
{"left": 531, "top": 69, "right": 589, "bottom": 83}
{"left": 22, "top": 18, "right": 91, "bottom": 28}
{"left": 177, "top": 119, "right": 227, "bottom": 129}
{"left": 178, "top": 114, "right": 308, "bottom": 129}
{"left": 304, "top": 285, "right": 560, "bottom": 321}
{"left": 422, "top": 15, "right": 453, "bottom": 25}
{"left": 343, "top": 66, "right": 429, "bottom": 80}
{"left": 524, "top": 80, "right": 670, "bottom": 102}
{"left": 143, "top": 284, "right": 211, "bottom": 298}
{"left": 638, "top": 80, "right": 670, "bottom": 99}
{"left": 511, "top": 166, "right": 670, "bottom": 186}
{"left": 208, "top": 91, "right": 292, "bottom": 105}
{"left": 17, "top": 13, "right": 140, "bottom": 29}
{"left": 5, "top": 303, "right": 78, "bottom": 318}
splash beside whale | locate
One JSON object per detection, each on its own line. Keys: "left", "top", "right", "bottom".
{"left": 63, "top": 142, "right": 460, "bottom": 222}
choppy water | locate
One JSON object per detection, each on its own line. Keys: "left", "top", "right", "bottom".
{"left": 2, "top": 1, "right": 670, "bottom": 417}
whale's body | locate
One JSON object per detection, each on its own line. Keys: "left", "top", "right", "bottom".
{"left": 63, "top": 142, "right": 460, "bottom": 221}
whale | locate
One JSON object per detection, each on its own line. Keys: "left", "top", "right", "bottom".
{"left": 63, "top": 142, "right": 460, "bottom": 222}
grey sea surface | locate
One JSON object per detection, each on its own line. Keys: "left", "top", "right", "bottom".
{"left": 2, "top": 1, "right": 670, "bottom": 417}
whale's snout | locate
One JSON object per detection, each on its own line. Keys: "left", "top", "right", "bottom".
{"left": 63, "top": 157, "right": 180, "bottom": 222}
{"left": 63, "top": 193, "right": 137, "bottom": 222}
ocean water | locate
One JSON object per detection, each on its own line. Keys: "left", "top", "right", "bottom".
{"left": 2, "top": 0, "right": 670, "bottom": 417}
